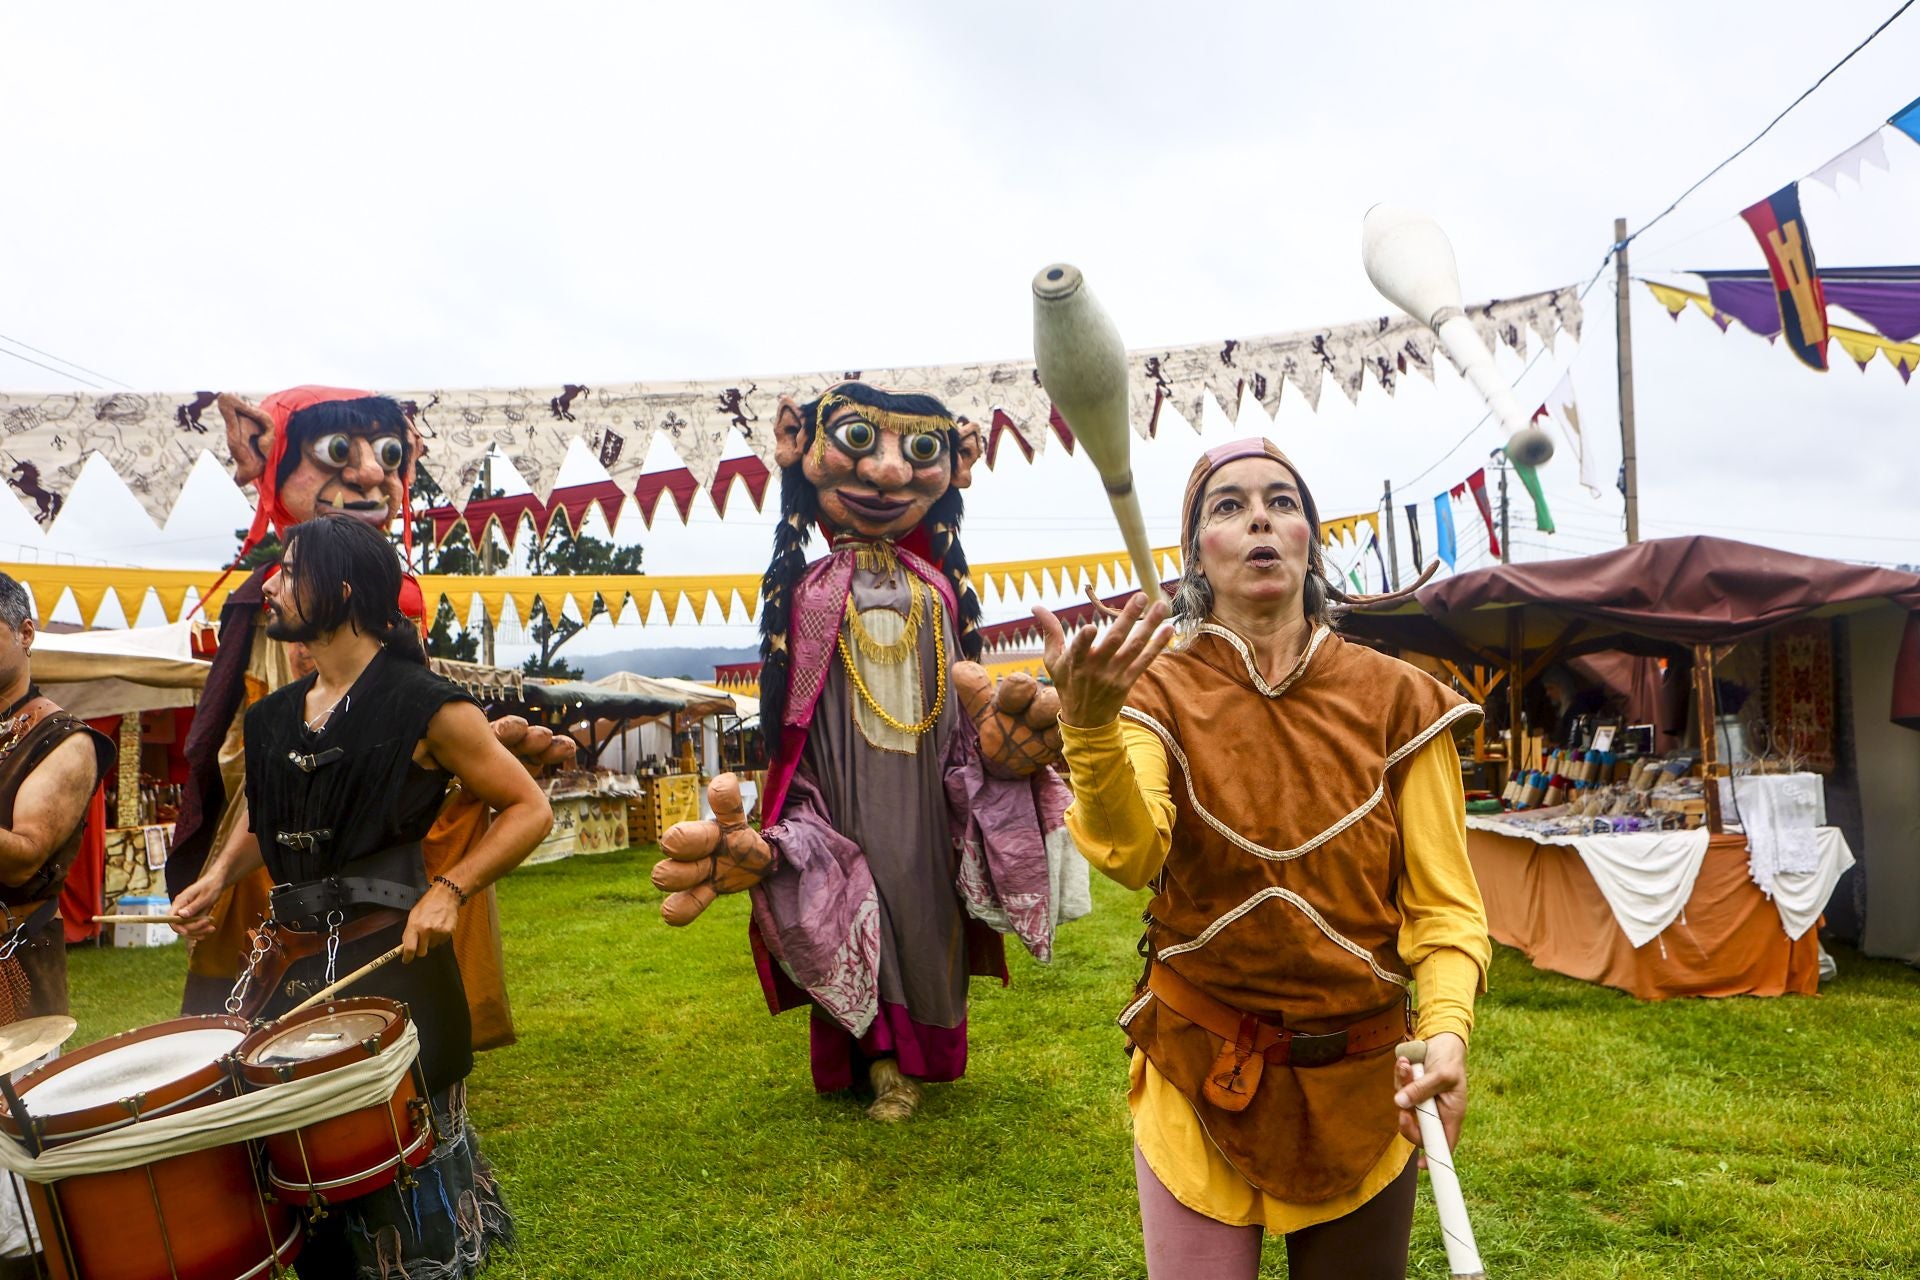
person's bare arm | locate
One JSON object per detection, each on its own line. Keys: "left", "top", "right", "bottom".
{"left": 0, "top": 735, "right": 100, "bottom": 888}
{"left": 171, "top": 804, "right": 265, "bottom": 937}
{"left": 400, "top": 701, "right": 552, "bottom": 960}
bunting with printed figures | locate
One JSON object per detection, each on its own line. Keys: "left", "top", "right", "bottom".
{"left": 0, "top": 287, "right": 1580, "bottom": 530}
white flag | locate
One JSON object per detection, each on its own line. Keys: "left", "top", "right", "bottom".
{"left": 1539, "top": 371, "right": 1602, "bottom": 497}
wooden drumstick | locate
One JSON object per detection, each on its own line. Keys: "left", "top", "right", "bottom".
{"left": 91, "top": 914, "right": 185, "bottom": 925}
{"left": 284, "top": 946, "right": 404, "bottom": 1017}
{"left": 1397, "top": 1039, "right": 1486, "bottom": 1279}
{"left": 1033, "top": 264, "right": 1166, "bottom": 604}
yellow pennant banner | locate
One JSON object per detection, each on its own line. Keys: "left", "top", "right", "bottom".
{"left": 1644, "top": 280, "right": 1920, "bottom": 380}
{"left": 4, "top": 543, "right": 1187, "bottom": 629}
{"left": 1318, "top": 511, "right": 1380, "bottom": 546}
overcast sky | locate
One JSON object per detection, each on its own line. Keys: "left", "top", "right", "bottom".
{"left": 5, "top": 1, "right": 1918, "bottom": 658}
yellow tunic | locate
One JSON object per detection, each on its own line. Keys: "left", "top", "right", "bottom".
{"left": 1060, "top": 717, "right": 1488, "bottom": 1233}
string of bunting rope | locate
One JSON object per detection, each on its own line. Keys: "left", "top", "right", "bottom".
{"left": 0, "top": 287, "right": 1578, "bottom": 530}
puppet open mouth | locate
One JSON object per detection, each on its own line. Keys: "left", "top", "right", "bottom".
{"left": 317, "top": 498, "right": 392, "bottom": 525}
{"left": 838, "top": 492, "right": 910, "bottom": 521}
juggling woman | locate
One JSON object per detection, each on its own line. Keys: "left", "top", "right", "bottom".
{"left": 1038, "top": 438, "right": 1490, "bottom": 1280}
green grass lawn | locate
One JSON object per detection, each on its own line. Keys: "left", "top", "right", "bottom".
{"left": 68, "top": 848, "right": 1920, "bottom": 1278}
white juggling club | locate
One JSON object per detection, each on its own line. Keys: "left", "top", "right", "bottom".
{"left": 1032, "top": 264, "right": 1166, "bottom": 604}
{"left": 1396, "top": 1039, "right": 1486, "bottom": 1279}
{"left": 1362, "top": 206, "right": 1554, "bottom": 467}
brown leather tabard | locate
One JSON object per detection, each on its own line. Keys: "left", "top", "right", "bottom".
{"left": 1120, "top": 626, "right": 1477, "bottom": 1203}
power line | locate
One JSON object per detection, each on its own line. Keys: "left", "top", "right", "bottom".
{"left": 0, "top": 333, "right": 132, "bottom": 390}
{"left": 0, "top": 345, "right": 105, "bottom": 390}
{"left": 1625, "top": 0, "right": 1917, "bottom": 251}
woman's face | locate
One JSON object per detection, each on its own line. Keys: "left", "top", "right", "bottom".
{"left": 1193, "top": 457, "right": 1313, "bottom": 616}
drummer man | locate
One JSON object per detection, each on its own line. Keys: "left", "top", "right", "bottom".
{"left": 174, "top": 518, "right": 550, "bottom": 1279}
{"left": 0, "top": 573, "right": 114, "bottom": 1021}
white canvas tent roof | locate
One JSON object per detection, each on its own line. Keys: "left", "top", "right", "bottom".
{"left": 36, "top": 621, "right": 210, "bottom": 719}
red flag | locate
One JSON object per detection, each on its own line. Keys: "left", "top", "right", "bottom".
{"left": 1466, "top": 469, "right": 1500, "bottom": 559}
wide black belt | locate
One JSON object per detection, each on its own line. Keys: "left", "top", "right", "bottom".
{"left": 269, "top": 841, "right": 426, "bottom": 931}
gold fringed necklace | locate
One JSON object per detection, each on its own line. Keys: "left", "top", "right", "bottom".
{"left": 839, "top": 582, "right": 947, "bottom": 736}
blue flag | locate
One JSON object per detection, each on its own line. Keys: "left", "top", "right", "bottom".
{"left": 1892, "top": 95, "right": 1920, "bottom": 147}
{"left": 1434, "top": 493, "right": 1457, "bottom": 569}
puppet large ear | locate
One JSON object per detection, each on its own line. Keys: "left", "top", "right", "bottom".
{"left": 951, "top": 419, "right": 985, "bottom": 491}
{"left": 219, "top": 393, "right": 275, "bottom": 488}
{"left": 773, "top": 398, "right": 807, "bottom": 469}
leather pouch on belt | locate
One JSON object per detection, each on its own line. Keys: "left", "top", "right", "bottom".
{"left": 1202, "top": 1014, "right": 1263, "bottom": 1112}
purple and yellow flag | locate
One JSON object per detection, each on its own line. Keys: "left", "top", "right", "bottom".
{"left": 1738, "top": 183, "right": 1830, "bottom": 371}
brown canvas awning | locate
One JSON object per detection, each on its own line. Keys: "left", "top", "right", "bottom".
{"left": 1345, "top": 536, "right": 1920, "bottom": 728}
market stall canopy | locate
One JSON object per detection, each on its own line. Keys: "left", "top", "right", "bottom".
{"left": 631, "top": 676, "right": 745, "bottom": 723}
{"left": 522, "top": 679, "right": 690, "bottom": 723}
{"left": 429, "top": 657, "right": 523, "bottom": 703}
{"left": 35, "top": 620, "right": 210, "bottom": 719}
{"left": 1345, "top": 536, "right": 1920, "bottom": 726}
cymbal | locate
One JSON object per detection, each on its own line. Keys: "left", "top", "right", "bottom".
{"left": 0, "top": 1016, "right": 77, "bottom": 1079}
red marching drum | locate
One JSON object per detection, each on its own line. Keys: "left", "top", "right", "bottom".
{"left": 235, "top": 997, "right": 434, "bottom": 1208}
{"left": 0, "top": 1015, "right": 302, "bottom": 1280}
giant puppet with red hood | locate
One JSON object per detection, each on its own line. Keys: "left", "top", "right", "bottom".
{"left": 168, "top": 386, "right": 566, "bottom": 1042}
{"left": 650, "top": 382, "right": 1086, "bottom": 1122}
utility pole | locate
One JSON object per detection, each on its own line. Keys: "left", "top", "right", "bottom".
{"left": 1381, "top": 479, "right": 1400, "bottom": 589}
{"left": 481, "top": 451, "right": 497, "bottom": 668}
{"left": 1615, "top": 216, "right": 1641, "bottom": 543}
{"left": 1496, "top": 453, "right": 1512, "bottom": 565}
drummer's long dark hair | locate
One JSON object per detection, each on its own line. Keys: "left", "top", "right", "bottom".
{"left": 280, "top": 514, "right": 428, "bottom": 666}
{"left": 759, "top": 383, "right": 981, "bottom": 756}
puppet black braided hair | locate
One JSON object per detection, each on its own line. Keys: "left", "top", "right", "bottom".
{"left": 758, "top": 383, "right": 982, "bottom": 756}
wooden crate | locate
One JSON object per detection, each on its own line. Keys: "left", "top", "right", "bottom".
{"left": 632, "top": 774, "right": 701, "bottom": 845}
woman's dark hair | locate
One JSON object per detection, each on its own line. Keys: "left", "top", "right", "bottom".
{"left": 280, "top": 514, "right": 428, "bottom": 665}
{"left": 758, "top": 383, "right": 982, "bottom": 756}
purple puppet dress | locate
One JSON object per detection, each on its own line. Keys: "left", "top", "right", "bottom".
{"left": 747, "top": 539, "right": 1079, "bottom": 1092}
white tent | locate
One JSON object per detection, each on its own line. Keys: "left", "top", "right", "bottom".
{"left": 35, "top": 621, "right": 209, "bottom": 719}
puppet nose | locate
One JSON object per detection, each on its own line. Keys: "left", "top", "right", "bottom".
{"left": 859, "top": 439, "right": 912, "bottom": 489}
{"left": 342, "top": 439, "right": 388, "bottom": 489}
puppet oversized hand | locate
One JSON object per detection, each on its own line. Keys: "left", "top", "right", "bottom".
{"left": 953, "top": 662, "right": 1064, "bottom": 779}
{"left": 652, "top": 773, "right": 775, "bottom": 926}
{"left": 490, "top": 715, "right": 578, "bottom": 777}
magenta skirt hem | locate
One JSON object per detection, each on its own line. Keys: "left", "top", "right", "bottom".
{"left": 808, "top": 1000, "right": 967, "bottom": 1093}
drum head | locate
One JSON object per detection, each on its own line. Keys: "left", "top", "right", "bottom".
{"left": 22, "top": 1025, "right": 244, "bottom": 1116}
{"left": 246, "top": 1008, "right": 395, "bottom": 1068}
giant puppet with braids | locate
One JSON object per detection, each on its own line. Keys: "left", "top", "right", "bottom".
{"left": 651, "top": 382, "right": 1086, "bottom": 1121}
{"left": 169, "top": 386, "right": 570, "bottom": 1042}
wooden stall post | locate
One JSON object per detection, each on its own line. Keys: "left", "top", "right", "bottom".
{"left": 116, "top": 717, "right": 142, "bottom": 828}
{"left": 1693, "top": 643, "right": 1724, "bottom": 834}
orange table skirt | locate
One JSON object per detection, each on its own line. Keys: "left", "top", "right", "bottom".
{"left": 1467, "top": 828, "right": 1821, "bottom": 999}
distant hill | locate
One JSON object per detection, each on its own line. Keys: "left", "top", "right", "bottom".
{"left": 570, "top": 646, "right": 758, "bottom": 682}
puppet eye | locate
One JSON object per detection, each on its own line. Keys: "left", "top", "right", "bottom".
{"left": 374, "top": 436, "right": 405, "bottom": 470}
{"left": 831, "top": 419, "right": 877, "bottom": 453}
{"left": 313, "top": 433, "right": 352, "bottom": 466}
{"left": 903, "top": 433, "right": 944, "bottom": 464}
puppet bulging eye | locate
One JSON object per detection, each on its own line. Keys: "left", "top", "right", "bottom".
{"left": 374, "top": 437, "right": 405, "bottom": 470}
{"left": 313, "top": 434, "right": 352, "bottom": 466}
{"left": 833, "top": 419, "right": 877, "bottom": 453}
{"left": 904, "top": 433, "right": 944, "bottom": 464}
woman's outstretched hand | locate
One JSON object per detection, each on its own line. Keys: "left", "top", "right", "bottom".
{"left": 1033, "top": 594, "right": 1173, "bottom": 729}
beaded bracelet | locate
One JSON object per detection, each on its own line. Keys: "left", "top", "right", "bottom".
{"left": 432, "top": 875, "right": 470, "bottom": 907}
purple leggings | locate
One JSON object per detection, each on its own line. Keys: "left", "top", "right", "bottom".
{"left": 1134, "top": 1144, "right": 1418, "bottom": 1280}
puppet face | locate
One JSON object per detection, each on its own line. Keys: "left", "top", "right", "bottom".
{"left": 775, "top": 398, "right": 979, "bottom": 541}
{"left": 1193, "top": 457, "right": 1312, "bottom": 613}
{"left": 280, "top": 425, "right": 409, "bottom": 528}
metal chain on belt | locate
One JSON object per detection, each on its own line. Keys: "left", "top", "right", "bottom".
{"left": 324, "top": 909, "right": 344, "bottom": 986}
{"left": 226, "top": 927, "right": 276, "bottom": 1017}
